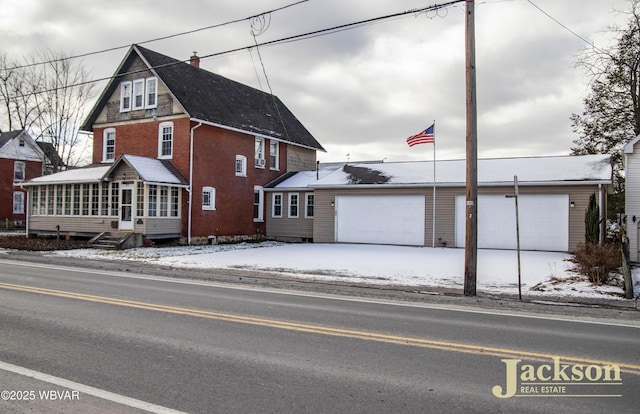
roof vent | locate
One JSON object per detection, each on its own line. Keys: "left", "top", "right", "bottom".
{"left": 190, "top": 51, "right": 200, "bottom": 68}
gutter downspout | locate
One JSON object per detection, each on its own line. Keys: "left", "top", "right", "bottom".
{"left": 188, "top": 121, "right": 203, "bottom": 245}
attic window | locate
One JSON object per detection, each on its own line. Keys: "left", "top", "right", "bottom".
{"left": 120, "top": 81, "right": 132, "bottom": 112}
{"left": 119, "top": 77, "right": 158, "bottom": 112}
{"left": 19, "top": 139, "right": 25, "bottom": 147}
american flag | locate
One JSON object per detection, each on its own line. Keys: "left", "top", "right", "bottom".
{"left": 406, "top": 123, "right": 435, "bottom": 147}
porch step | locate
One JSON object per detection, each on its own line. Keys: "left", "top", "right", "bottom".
{"left": 88, "top": 232, "right": 141, "bottom": 250}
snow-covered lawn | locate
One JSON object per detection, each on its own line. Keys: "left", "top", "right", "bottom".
{"left": 51, "top": 242, "right": 639, "bottom": 301}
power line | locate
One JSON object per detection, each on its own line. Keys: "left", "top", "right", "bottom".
{"left": 1, "top": 0, "right": 309, "bottom": 72}
{"left": 526, "top": 0, "right": 600, "bottom": 50}
{"left": 5, "top": 0, "right": 465, "bottom": 100}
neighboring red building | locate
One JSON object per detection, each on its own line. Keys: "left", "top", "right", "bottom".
{"left": 23, "top": 45, "right": 324, "bottom": 244}
{"left": 0, "top": 130, "right": 47, "bottom": 229}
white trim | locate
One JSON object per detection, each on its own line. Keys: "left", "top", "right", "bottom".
{"left": 132, "top": 79, "right": 145, "bottom": 110}
{"left": 158, "top": 121, "right": 174, "bottom": 159}
{"left": 269, "top": 139, "right": 279, "bottom": 170}
{"left": 188, "top": 117, "right": 326, "bottom": 152}
{"left": 145, "top": 77, "right": 158, "bottom": 109}
{"left": 103, "top": 128, "right": 116, "bottom": 162}
{"left": 235, "top": 155, "right": 247, "bottom": 176}
{"left": 288, "top": 192, "right": 299, "bottom": 218}
{"left": 272, "top": 192, "right": 283, "bottom": 218}
{"left": 304, "top": 192, "right": 314, "bottom": 218}
{"left": 202, "top": 186, "right": 216, "bottom": 211}
{"left": 120, "top": 81, "right": 132, "bottom": 112}
{"left": 254, "top": 186, "right": 264, "bottom": 222}
{"left": 13, "top": 160, "right": 25, "bottom": 182}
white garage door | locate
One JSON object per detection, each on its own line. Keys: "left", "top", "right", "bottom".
{"left": 335, "top": 195, "right": 425, "bottom": 245}
{"left": 455, "top": 194, "right": 569, "bottom": 251}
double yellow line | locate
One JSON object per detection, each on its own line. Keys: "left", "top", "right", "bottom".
{"left": 1, "top": 281, "right": 639, "bottom": 376}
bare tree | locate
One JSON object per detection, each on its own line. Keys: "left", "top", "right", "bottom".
{"left": 0, "top": 49, "right": 96, "bottom": 171}
{"left": 0, "top": 53, "right": 43, "bottom": 132}
{"left": 31, "top": 50, "right": 96, "bottom": 172}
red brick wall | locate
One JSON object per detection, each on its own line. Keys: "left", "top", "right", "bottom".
{"left": 0, "top": 158, "right": 42, "bottom": 221}
{"left": 189, "top": 123, "right": 284, "bottom": 238}
{"left": 92, "top": 118, "right": 289, "bottom": 239}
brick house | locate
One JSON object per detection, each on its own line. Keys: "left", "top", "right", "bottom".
{"left": 23, "top": 45, "right": 324, "bottom": 244}
{"left": 0, "top": 130, "right": 48, "bottom": 229}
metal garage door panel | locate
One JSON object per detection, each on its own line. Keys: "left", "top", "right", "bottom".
{"left": 455, "top": 194, "right": 569, "bottom": 251}
{"left": 336, "top": 195, "right": 425, "bottom": 246}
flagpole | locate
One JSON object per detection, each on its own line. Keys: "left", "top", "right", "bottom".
{"left": 432, "top": 120, "right": 436, "bottom": 248}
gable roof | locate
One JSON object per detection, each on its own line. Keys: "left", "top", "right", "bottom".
{"left": 82, "top": 45, "right": 324, "bottom": 151}
{"left": 273, "top": 154, "right": 613, "bottom": 189}
{"left": 105, "top": 154, "right": 188, "bottom": 186}
{"left": 0, "top": 129, "right": 47, "bottom": 163}
{"left": 23, "top": 154, "right": 188, "bottom": 187}
{"left": 623, "top": 134, "right": 640, "bottom": 153}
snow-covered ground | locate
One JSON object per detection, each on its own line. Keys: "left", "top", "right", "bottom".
{"left": 51, "top": 242, "right": 640, "bottom": 301}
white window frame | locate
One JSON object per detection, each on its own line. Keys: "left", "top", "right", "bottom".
{"left": 288, "top": 193, "right": 299, "bottom": 218}
{"left": 254, "top": 186, "right": 264, "bottom": 222}
{"left": 202, "top": 186, "right": 216, "bottom": 211}
{"left": 255, "top": 137, "right": 265, "bottom": 168}
{"left": 305, "top": 192, "right": 314, "bottom": 218}
{"left": 269, "top": 140, "right": 279, "bottom": 170}
{"left": 145, "top": 77, "right": 158, "bottom": 108}
{"left": 158, "top": 121, "right": 174, "bottom": 159}
{"left": 120, "top": 81, "right": 132, "bottom": 112}
{"left": 132, "top": 79, "right": 145, "bottom": 110}
{"left": 103, "top": 128, "right": 116, "bottom": 162}
{"left": 13, "top": 191, "right": 24, "bottom": 214}
{"left": 235, "top": 155, "right": 247, "bottom": 176}
{"left": 14, "top": 161, "right": 25, "bottom": 182}
{"left": 272, "top": 193, "right": 283, "bottom": 218}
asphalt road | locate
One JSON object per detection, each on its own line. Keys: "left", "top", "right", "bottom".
{"left": 0, "top": 258, "right": 638, "bottom": 413}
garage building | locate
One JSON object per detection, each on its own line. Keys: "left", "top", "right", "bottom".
{"left": 265, "top": 155, "right": 611, "bottom": 252}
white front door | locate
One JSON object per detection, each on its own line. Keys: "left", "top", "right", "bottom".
{"left": 119, "top": 186, "right": 134, "bottom": 231}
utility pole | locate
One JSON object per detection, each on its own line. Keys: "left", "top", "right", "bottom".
{"left": 464, "top": 0, "right": 478, "bottom": 296}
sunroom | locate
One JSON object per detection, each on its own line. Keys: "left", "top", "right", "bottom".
{"left": 22, "top": 154, "right": 187, "bottom": 240}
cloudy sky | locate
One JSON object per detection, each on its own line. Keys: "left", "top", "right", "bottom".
{"left": 0, "top": 0, "right": 632, "bottom": 163}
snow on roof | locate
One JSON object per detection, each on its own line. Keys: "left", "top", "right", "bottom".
{"left": 273, "top": 168, "right": 337, "bottom": 189}
{"left": 121, "top": 155, "right": 186, "bottom": 185}
{"left": 22, "top": 165, "right": 111, "bottom": 186}
{"left": 311, "top": 154, "right": 612, "bottom": 187}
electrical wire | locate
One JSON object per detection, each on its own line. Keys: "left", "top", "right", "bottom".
{"left": 1, "top": 0, "right": 309, "bottom": 71}
{"left": 5, "top": 0, "right": 465, "bottom": 100}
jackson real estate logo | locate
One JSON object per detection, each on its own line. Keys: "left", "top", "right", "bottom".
{"left": 492, "top": 357, "right": 623, "bottom": 398}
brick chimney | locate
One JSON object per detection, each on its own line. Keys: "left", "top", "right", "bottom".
{"left": 190, "top": 51, "right": 200, "bottom": 68}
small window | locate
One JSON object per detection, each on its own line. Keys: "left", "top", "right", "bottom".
{"left": 254, "top": 186, "right": 264, "bottom": 222}
{"left": 202, "top": 187, "right": 216, "bottom": 211}
{"left": 269, "top": 140, "right": 279, "bottom": 170}
{"left": 13, "top": 192, "right": 24, "bottom": 214}
{"left": 305, "top": 193, "right": 314, "bottom": 218}
{"left": 288, "top": 193, "right": 299, "bottom": 218}
{"left": 146, "top": 77, "right": 158, "bottom": 108}
{"left": 148, "top": 184, "right": 157, "bottom": 217}
{"left": 19, "top": 139, "right": 25, "bottom": 147}
{"left": 158, "top": 122, "right": 173, "bottom": 159}
{"left": 235, "top": 155, "right": 247, "bottom": 176}
{"left": 133, "top": 79, "right": 145, "bottom": 110}
{"left": 14, "top": 161, "right": 25, "bottom": 182}
{"left": 255, "top": 137, "right": 265, "bottom": 168}
{"left": 120, "top": 81, "right": 132, "bottom": 112}
{"left": 103, "top": 128, "right": 116, "bottom": 162}
{"left": 272, "top": 193, "right": 283, "bottom": 218}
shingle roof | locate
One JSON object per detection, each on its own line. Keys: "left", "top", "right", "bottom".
{"left": 82, "top": 45, "right": 324, "bottom": 151}
{"left": 0, "top": 130, "right": 25, "bottom": 150}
